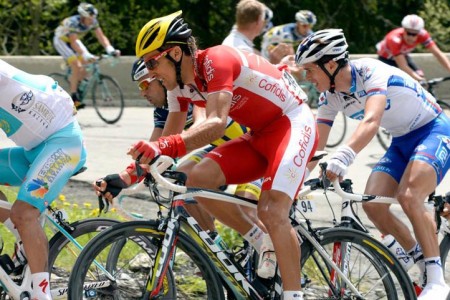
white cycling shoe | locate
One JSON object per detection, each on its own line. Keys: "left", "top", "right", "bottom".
{"left": 418, "top": 283, "right": 450, "bottom": 299}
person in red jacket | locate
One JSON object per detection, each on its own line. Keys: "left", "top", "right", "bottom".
{"left": 376, "top": 14, "right": 450, "bottom": 82}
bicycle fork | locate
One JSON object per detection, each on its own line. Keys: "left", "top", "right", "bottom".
{"left": 145, "top": 218, "right": 179, "bottom": 299}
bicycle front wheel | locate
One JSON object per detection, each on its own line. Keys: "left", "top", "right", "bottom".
{"left": 300, "top": 227, "right": 416, "bottom": 299}
{"left": 92, "top": 74, "right": 124, "bottom": 124}
{"left": 326, "top": 112, "right": 347, "bottom": 148}
{"left": 48, "top": 218, "right": 120, "bottom": 299}
{"left": 439, "top": 232, "right": 450, "bottom": 284}
{"left": 68, "top": 220, "right": 225, "bottom": 300}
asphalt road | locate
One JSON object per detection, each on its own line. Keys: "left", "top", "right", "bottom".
{"left": 1, "top": 106, "right": 450, "bottom": 235}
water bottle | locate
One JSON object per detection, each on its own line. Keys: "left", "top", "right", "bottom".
{"left": 381, "top": 234, "right": 414, "bottom": 271}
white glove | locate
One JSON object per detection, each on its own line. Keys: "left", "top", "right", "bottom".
{"left": 82, "top": 52, "right": 95, "bottom": 62}
{"left": 105, "top": 45, "right": 120, "bottom": 57}
{"left": 327, "top": 145, "right": 356, "bottom": 177}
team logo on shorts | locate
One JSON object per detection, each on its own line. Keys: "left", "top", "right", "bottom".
{"left": 27, "top": 178, "right": 49, "bottom": 199}
{"left": 284, "top": 167, "right": 300, "bottom": 184}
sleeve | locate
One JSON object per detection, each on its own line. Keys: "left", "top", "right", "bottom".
{"left": 316, "top": 93, "right": 339, "bottom": 126}
{"left": 200, "top": 47, "right": 239, "bottom": 94}
{"left": 419, "top": 30, "right": 435, "bottom": 48}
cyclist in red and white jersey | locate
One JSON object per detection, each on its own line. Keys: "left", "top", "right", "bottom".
{"left": 53, "top": 2, "right": 120, "bottom": 109}
{"left": 123, "top": 11, "right": 316, "bottom": 299}
{"left": 296, "top": 29, "right": 450, "bottom": 299}
{"left": 376, "top": 14, "right": 450, "bottom": 82}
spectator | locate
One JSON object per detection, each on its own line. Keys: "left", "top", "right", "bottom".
{"left": 222, "top": 0, "right": 272, "bottom": 54}
{"left": 376, "top": 14, "right": 450, "bottom": 82}
{"left": 261, "top": 10, "right": 316, "bottom": 64}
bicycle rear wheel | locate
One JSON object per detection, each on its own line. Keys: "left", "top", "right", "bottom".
{"left": 439, "top": 232, "right": 450, "bottom": 284}
{"left": 438, "top": 100, "right": 450, "bottom": 118}
{"left": 300, "top": 227, "right": 416, "bottom": 299}
{"left": 48, "top": 72, "right": 70, "bottom": 95}
{"left": 68, "top": 220, "right": 225, "bottom": 300}
{"left": 376, "top": 127, "right": 392, "bottom": 151}
{"left": 92, "top": 74, "right": 124, "bottom": 124}
{"left": 327, "top": 112, "right": 347, "bottom": 148}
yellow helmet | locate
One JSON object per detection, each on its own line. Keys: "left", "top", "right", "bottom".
{"left": 135, "top": 10, "right": 192, "bottom": 58}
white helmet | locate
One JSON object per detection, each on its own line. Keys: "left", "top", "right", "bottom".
{"left": 295, "top": 29, "right": 348, "bottom": 65}
{"left": 401, "top": 14, "right": 424, "bottom": 31}
{"left": 295, "top": 10, "right": 317, "bottom": 25}
{"left": 78, "top": 3, "right": 98, "bottom": 18}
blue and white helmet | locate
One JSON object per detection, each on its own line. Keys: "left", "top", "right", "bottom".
{"left": 295, "top": 10, "right": 317, "bottom": 26}
{"left": 295, "top": 29, "right": 348, "bottom": 65}
{"left": 131, "top": 58, "right": 149, "bottom": 82}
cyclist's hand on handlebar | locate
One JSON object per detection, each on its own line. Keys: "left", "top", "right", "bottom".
{"left": 326, "top": 145, "right": 356, "bottom": 182}
{"left": 82, "top": 52, "right": 97, "bottom": 63}
{"left": 94, "top": 174, "right": 129, "bottom": 203}
{"left": 127, "top": 140, "right": 161, "bottom": 164}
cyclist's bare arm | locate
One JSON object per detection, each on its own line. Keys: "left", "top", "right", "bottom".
{"left": 307, "top": 122, "right": 331, "bottom": 172}
{"left": 161, "top": 111, "right": 189, "bottom": 137}
{"left": 190, "top": 105, "right": 207, "bottom": 129}
{"left": 393, "top": 54, "right": 424, "bottom": 81}
{"left": 428, "top": 44, "right": 450, "bottom": 73}
{"left": 94, "top": 27, "right": 113, "bottom": 50}
{"left": 68, "top": 33, "right": 88, "bottom": 56}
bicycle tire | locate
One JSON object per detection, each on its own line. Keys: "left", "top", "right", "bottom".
{"left": 47, "top": 218, "right": 121, "bottom": 298}
{"left": 48, "top": 72, "right": 71, "bottom": 95}
{"left": 300, "top": 227, "right": 416, "bottom": 299}
{"left": 438, "top": 100, "right": 450, "bottom": 118}
{"left": 92, "top": 74, "right": 124, "bottom": 124}
{"left": 326, "top": 111, "right": 347, "bottom": 148}
{"left": 68, "top": 220, "right": 225, "bottom": 300}
{"left": 439, "top": 233, "right": 450, "bottom": 284}
{"left": 376, "top": 127, "right": 392, "bottom": 151}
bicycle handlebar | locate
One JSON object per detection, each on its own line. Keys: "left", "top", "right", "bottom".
{"left": 150, "top": 156, "right": 187, "bottom": 194}
{"left": 330, "top": 178, "right": 398, "bottom": 204}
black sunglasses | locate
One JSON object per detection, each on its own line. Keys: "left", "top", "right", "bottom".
{"left": 405, "top": 31, "right": 419, "bottom": 37}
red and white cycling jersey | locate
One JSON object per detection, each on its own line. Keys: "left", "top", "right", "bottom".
{"left": 167, "top": 45, "right": 316, "bottom": 199}
{"left": 376, "top": 28, "right": 434, "bottom": 59}
{"left": 167, "top": 45, "right": 306, "bottom": 131}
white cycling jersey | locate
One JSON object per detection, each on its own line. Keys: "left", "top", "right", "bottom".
{"left": 222, "top": 26, "right": 255, "bottom": 53}
{"left": 317, "top": 58, "right": 440, "bottom": 137}
{"left": 0, "top": 60, "right": 76, "bottom": 150}
{"left": 54, "top": 15, "right": 99, "bottom": 43}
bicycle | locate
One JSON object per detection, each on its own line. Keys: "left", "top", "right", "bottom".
{"left": 376, "top": 76, "right": 450, "bottom": 150}
{"left": 0, "top": 167, "right": 126, "bottom": 299}
{"left": 299, "top": 81, "right": 348, "bottom": 148}
{"left": 48, "top": 55, "right": 125, "bottom": 125}
{"left": 67, "top": 155, "right": 416, "bottom": 299}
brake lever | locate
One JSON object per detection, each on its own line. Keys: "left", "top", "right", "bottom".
{"left": 96, "top": 180, "right": 110, "bottom": 216}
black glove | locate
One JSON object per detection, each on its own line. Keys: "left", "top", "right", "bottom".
{"left": 101, "top": 174, "right": 128, "bottom": 198}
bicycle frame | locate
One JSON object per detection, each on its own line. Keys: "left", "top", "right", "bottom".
{"left": 0, "top": 200, "right": 113, "bottom": 299}
{"left": 141, "top": 156, "right": 368, "bottom": 299}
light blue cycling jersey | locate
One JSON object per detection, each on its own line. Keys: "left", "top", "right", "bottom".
{"left": 317, "top": 58, "right": 449, "bottom": 183}
{"left": 54, "top": 15, "right": 99, "bottom": 43}
{"left": 0, "top": 59, "right": 86, "bottom": 211}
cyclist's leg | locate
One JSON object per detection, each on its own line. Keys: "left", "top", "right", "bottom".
{"left": 255, "top": 105, "right": 317, "bottom": 293}
{"left": 176, "top": 152, "right": 215, "bottom": 232}
{"left": 53, "top": 37, "right": 80, "bottom": 97}
{"left": 10, "top": 121, "right": 85, "bottom": 298}
{"left": 235, "top": 179, "right": 266, "bottom": 231}
{"left": 188, "top": 138, "right": 266, "bottom": 236}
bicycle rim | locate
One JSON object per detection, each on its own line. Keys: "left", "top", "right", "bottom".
{"left": 92, "top": 75, "right": 124, "bottom": 124}
{"left": 300, "top": 227, "right": 416, "bottom": 299}
{"left": 48, "top": 218, "right": 120, "bottom": 299}
{"left": 326, "top": 112, "right": 347, "bottom": 148}
{"left": 438, "top": 100, "right": 450, "bottom": 118}
{"left": 48, "top": 73, "right": 70, "bottom": 95}
{"left": 376, "top": 127, "right": 392, "bottom": 151}
{"left": 68, "top": 221, "right": 225, "bottom": 300}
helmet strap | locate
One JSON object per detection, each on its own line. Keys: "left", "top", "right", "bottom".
{"left": 318, "top": 59, "right": 346, "bottom": 93}
{"left": 166, "top": 52, "right": 185, "bottom": 89}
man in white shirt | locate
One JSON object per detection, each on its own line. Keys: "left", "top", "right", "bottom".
{"left": 222, "top": 0, "right": 272, "bottom": 54}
